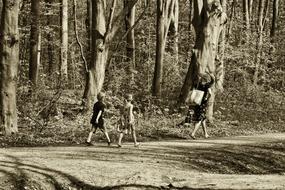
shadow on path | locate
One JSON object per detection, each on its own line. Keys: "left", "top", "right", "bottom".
{"left": 0, "top": 138, "right": 285, "bottom": 189}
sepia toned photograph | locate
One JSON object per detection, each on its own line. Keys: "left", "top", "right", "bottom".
{"left": 0, "top": 0, "right": 284, "bottom": 189}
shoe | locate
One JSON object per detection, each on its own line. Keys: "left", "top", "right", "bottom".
{"left": 205, "top": 135, "right": 209, "bottom": 139}
{"left": 190, "top": 134, "right": 196, "bottom": 140}
{"left": 107, "top": 142, "right": 111, "bottom": 146}
{"left": 86, "top": 141, "right": 94, "bottom": 146}
{"left": 117, "top": 144, "right": 122, "bottom": 148}
{"left": 134, "top": 143, "right": 140, "bottom": 147}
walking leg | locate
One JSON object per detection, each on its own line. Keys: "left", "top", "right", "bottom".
{"left": 131, "top": 125, "right": 139, "bottom": 146}
{"left": 87, "top": 127, "right": 96, "bottom": 144}
{"left": 191, "top": 121, "right": 202, "bottom": 139}
{"left": 102, "top": 128, "right": 111, "bottom": 145}
{"left": 118, "top": 132, "right": 124, "bottom": 147}
{"left": 201, "top": 120, "right": 209, "bottom": 138}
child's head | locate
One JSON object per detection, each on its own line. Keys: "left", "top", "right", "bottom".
{"left": 126, "top": 94, "right": 133, "bottom": 102}
{"left": 97, "top": 92, "right": 105, "bottom": 102}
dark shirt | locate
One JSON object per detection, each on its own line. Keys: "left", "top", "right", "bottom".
{"left": 197, "top": 76, "right": 214, "bottom": 105}
{"left": 191, "top": 75, "right": 214, "bottom": 121}
{"left": 92, "top": 101, "right": 105, "bottom": 122}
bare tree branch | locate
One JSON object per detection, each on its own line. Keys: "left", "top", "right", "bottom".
{"left": 104, "top": 0, "right": 117, "bottom": 43}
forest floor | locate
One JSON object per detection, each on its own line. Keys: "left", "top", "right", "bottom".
{"left": 0, "top": 133, "right": 285, "bottom": 190}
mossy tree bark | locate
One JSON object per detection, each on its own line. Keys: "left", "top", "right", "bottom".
{"left": 0, "top": 0, "right": 20, "bottom": 135}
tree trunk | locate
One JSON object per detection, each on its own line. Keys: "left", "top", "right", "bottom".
{"left": 227, "top": 0, "right": 236, "bottom": 39}
{"left": 86, "top": 0, "right": 92, "bottom": 62}
{"left": 60, "top": 0, "right": 68, "bottom": 80}
{"left": 124, "top": 0, "right": 136, "bottom": 84}
{"left": 0, "top": 1, "right": 2, "bottom": 25}
{"left": 262, "top": 0, "right": 270, "bottom": 30}
{"left": 186, "top": 0, "right": 193, "bottom": 63}
{"left": 270, "top": 0, "right": 279, "bottom": 38}
{"left": 189, "top": 0, "right": 192, "bottom": 33}
{"left": 83, "top": 0, "right": 139, "bottom": 108}
{"left": 73, "top": 0, "right": 88, "bottom": 72}
{"left": 216, "top": 0, "right": 226, "bottom": 93}
{"left": 0, "top": 0, "right": 20, "bottom": 135}
{"left": 152, "top": 0, "right": 176, "bottom": 96}
{"left": 46, "top": 0, "right": 56, "bottom": 76}
{"left": 83, "top": 0, "right": 108, "bottom": 108}
{"left": 179, "top": 0, "right": 227, "bottom": 105}
{"left": 253, "top": 0, "right": 266, "bottom": 85}
{"left": 243, "top": 0, "right": 250, "bottom": 34}
{"left": 248, "top": 0, "right": 253, "bottom": 20}
{"left": 29, "top": 0, "right": 41, "bottom": 88}
{"left": 207, "top": 0, "right": 227, "bottom": 123}
{"left": 169, "top": 0, "right": 179, "bottom": 64}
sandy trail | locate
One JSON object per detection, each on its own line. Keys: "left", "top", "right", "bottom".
{"left": 0, "top": 133, "right": 285, "bottom": 190}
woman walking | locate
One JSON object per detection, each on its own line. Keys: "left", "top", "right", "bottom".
{"left": 190, "top": 73, "right": 215, "bottom": 139}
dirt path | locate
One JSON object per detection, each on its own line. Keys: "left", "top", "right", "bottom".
{"left": 0, "top": 133, "right": 285, "bottom": 190}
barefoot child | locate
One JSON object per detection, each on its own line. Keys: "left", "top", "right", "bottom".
{"left": 86, "top": 92, "right": 111, "bottom": 146}
{"left": 117, "top": 94, "right": 139, "bottom": 147}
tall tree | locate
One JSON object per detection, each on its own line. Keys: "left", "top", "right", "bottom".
{"left": 60, "top": 0, "right": 68, "bottom": 80}
{"left": 0, "top": 1, "right": 2, "bottom": 22}
{"left": 207, "top": 0, "right": 227, "bottom": 122}
{"left": 73, "top": 0, "right": 88, "bottom": 72}
{"left": 179, "top": 0, "right": 227, "bottom": 117}
{"left": 243, "top": 0, "right": 250, "bottom": 34}
{"left": 270, "top": 0, "right": 279, "bottom": 38}
{"left": 253, "top": 0, "right": 269, "bottom": 85}
{"left": 29, "top": 0, "right": 41, "bottom": 88}
{"left": 86, "top": 0, "right": 92, "bottom": 62}
{"left": 248, "top": 0, "right": 253, "bottom": 20}
{"left": 0, "top": 0, "right": 20, "bottom": 135}
{"left": 83, "top": 0, "right": 108, "bottom": 108}
{"left": 46, "top": 0, "right": 56, "bottom": 76}
{"left": 188, "top": 0, "right": 193, "bottom": 42}
{"left": 124, "top": 0, "right": 136, "bottom": 84}
{"left": 169, "top": 0, "right": 179, "bottom": 63}
{"left": 83, "top": 0, "right": 139, "bottom": 108}
{"left": 227, "top": 0, "right": 236, "bottom": 39}
{"left": 152, "top": 0, "right": 177, "bottom": 96}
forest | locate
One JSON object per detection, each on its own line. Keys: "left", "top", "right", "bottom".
{"left": 0, "top": 0, "right": 284, "bottom": 146}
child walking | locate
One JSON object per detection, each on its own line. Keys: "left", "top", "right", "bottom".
{"left": 117, "top": 94, "right": 139, "bottom": 147}
{"left": 86, "top": 92, "right": 111, "bottom": 146}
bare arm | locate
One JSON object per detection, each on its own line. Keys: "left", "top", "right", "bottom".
{"left": 128, "top": 104, "right": 134, "bottom": 124}
{"left": 95, "top": 110, "right": 102, "bottom": 123}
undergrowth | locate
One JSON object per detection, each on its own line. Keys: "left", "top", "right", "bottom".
{"left": 0, "top": 87, "right": 284, "bottom": 147}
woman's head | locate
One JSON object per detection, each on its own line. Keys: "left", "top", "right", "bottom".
{"left": 199, "top": 73, "right": 215, "bottom": 86}
{"left": 200, "top": 74, "right": 211, "bottom": 85}
{"left": 97, "top": 92, "right": 105, "bottom": 101}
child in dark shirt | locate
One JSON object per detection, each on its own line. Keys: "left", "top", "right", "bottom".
{"left": 86, "top": 92, "right": 111, "bottom": 146}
